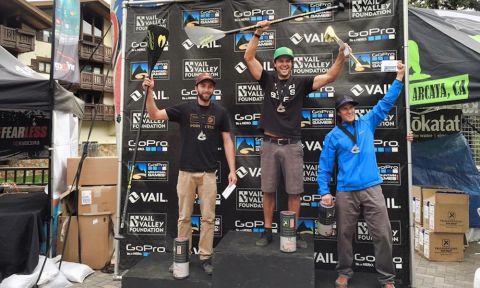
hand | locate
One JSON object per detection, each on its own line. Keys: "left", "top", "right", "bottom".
{"left": 339, "top": 43, "right": 351, "bottom": 57}
{"left": 255, "top": 20, "right": 271, "bottom": 34}
{"left": 406, "top": 130, "right": 414, "bottom": 142}
{"left": 396, "top": 62, "right": 405, "bottom": 81}
{"left": 142, "top": 77, "right": 154, "bottom": 91}
{"left": 228, "top": 171, "right": 237, "bottom": 185}
{"left": 321, "top": 193, "right": 333, "bottom": 206}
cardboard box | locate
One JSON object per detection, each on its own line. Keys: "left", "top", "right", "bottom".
{"left": 423, "top": 192, "right": 469, "bottom": 233}
{"left": 57, "top": 213, "right": 114, "bottom": 269}
{"left": 414, "top": 224, "right": 425, "bottom": 255}
{"left": 412, "top": 186, "right": 422, "bottom": 224}
{"left": 60, "top": 186, "right": 117, "bottom": 217}
{"left": 421, "top": 187, "right": 454, "bottom": 227}
{"left": 67, "top": 157, "right": 118, "bottom": 186}
{"left": 423, "top": 230, "right": 464, "bottom": 261}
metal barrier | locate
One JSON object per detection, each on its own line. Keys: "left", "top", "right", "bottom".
{"left": 0, "top": 167, "right": 49, "bottom": 185}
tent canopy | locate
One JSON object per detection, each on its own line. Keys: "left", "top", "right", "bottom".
{"left": 0, "top": 46, "right": 84, "bottom": 118}
{"left": 408, "top": 8, "right": 480, "bottom": 107}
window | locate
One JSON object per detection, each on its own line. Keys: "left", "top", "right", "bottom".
{"left": 38, "top": 62, "right": 51, "bottom": 74}
{"left": 82, "top": 13, "right": 103, "bottom": 43}
{"left": 31, "top": 58, "right": 51, "bottom": 74}
{"left": 36, "top": 30, "right": 52, "bottom": 42}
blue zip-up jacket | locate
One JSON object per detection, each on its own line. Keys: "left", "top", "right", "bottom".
{"left": 317, "top": 80, "right": 404, "bottom": 195}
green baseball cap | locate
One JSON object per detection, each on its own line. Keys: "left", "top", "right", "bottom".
{"left": 273, "top": 47, "right": 294, "bottom": 61}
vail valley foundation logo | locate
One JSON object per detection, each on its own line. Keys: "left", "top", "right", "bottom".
{"left": 183, "top": 59, "right": 221, "bottom": 80}
{"left": 135, "top": 12, "right": 168, "bottom": 33}
{"left": 289, "top": 2, "right": 334, "bottom": 23}
{"left": 128, "top": 139, "right": 168, "bottom": 153}
{"left": 294, "top": 54, "right": 332, "bottom": 76}
{"left": 349, "top": 50, "right": 397, "bottom": 73}
{"left": 303, "top": 162, "right": 318, "bottom": 184}
{"left": 128, "top": 213, "right": 167, "bottom": 235}
{"left": 349, "top": 27, "right": 396, "bottom": 43}
{"left": 301, "top": 108, "right": 336, "bottom": 129}
{"left": 130, "top": 111, "right": 168, "bottom": 131}
{"left": 356, "top": 220, "right": 401, "bottom": 245}
{"left": 130, "top": 61, "right": 169, "bottom": 81}
{"left": 355, "top": 106, "right": 397, "bottom": 129}
{"left": 236, "top": 83, "right": 264, "bottom": 104}
{"left": 236, "top": 188, "right": 271, "bottom": 211}
{"left": 235, "top": 136, "right": 263, "bottom": 156}
{"left": 128, "top": 161, "right": 168, "bottom": 181}
{"left": 408, "top": 40, "right": 469, "bottom": 106}
{"left": 182, "top": 9, "right": 221, "bottom": 27}
{"left": 378, "top": 163, "right": 401, "bottom": 185}
{"left": 350, "top": 0, "right": 394, "bottom": 20}
{"left": 234, "top": 31, "right": 276, "bottom": 52}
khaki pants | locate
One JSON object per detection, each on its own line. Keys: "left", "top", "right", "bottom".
{"left": 176, "top": 170, "right": 217, "bottom": 260}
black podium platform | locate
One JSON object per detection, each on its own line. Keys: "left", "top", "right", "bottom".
{"left": 213, "top": 231, "right": 314, "bottom": 288}
{"left": 122, "top": 253, "right": 212, "bottom": 288}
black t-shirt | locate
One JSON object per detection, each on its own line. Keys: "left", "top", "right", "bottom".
{"left": 258, "top": 70, "right": 314, "bottom": 138}
{"left": 166, "top": 101, "right": 231, "bottom": 172}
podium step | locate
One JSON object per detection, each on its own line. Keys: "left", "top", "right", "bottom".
{"left": 122, "top": 253, "right": 212, "bottom": 288}
{"left": 315, "top": 269, "right": 387, "bottom": 288}
{"left": 213, "top": 231, "right": 314, "bottom": 288}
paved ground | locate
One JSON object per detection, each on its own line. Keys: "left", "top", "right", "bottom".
{"left": 72, "top": 242, "right": 480, "bottom": 288}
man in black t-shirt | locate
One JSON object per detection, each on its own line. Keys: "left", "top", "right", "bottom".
{"left": 244, "top": 20, "right": 348, "bottom": 247}
{"left": 143, "top": 72, "right": 237, "bottom": 275}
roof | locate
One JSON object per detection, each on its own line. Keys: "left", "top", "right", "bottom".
{"left": 0, "top": 0, "right": 52, "bottom": 30}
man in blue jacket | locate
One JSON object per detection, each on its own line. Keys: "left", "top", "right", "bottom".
{"left": 317, "top": 62, "right": 405, "bottom": 288}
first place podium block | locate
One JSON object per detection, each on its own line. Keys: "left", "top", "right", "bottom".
{"left": 213, "top": 231, "right": 314, "bottom": 288}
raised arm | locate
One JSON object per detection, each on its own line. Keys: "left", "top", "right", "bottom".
{"left": 311, "top": 44, "right": 348, "bottom": 90}
{"left": 222, "top": 131, "right": 237, "bottom": 185}
{"left": 143, "top": 77, "right": 169, "bottom": 121}
{"left": 244, "top": 20, "right": 271, "bottom": 81}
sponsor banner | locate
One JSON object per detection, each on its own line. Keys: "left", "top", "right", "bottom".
{"left": 356, "top": 220, "right": 401, "bottom": 245}
{"left": 183, "top": 59, "right": 221, "bottom": 80}
{"left": 192, "top": 215, "right": 223, "bottom": 237}
{"left": 180, "top": 88, "right": 222, "bottom": 101}
{"left": 233, "top": 8, "right": 276, "bottom": 24}
{"left": 303, "top": 162, "right": 319, "bottom": 184}
{"left": 290, "top": 32, "right": 327, "bottom": 46}
{"left": 236, "top": 83, "right": 264, "bottom": 104}
{"left": 374, "top": 139, "right": 399, "bottom": 153}
{"left": 350, "top": 83, "right": 392, "bottom": 97}
{"left": 235, "top": 188, "right": 275, "bottom": 211}
{"left": 351, "top": 0, "right": 394, "bottom": 20}
{"left": 234, "top": 31, "right": 276, "bottom": 52}
{"left": 127, "top": 139, "right": 168, "bottom": 153}
{"left": 129, "top": 89, "right": 169, "bottom": 102}
{"left": 349, "top": 27, "right": 397, "bottom": 43}
{"left": 349, "top": 50, "right": 398, "bottom": 74}
{"left": 293, "top": 54, "right": 332, "bottom": 76}
{"left": 235, "top": 165, "right": 261, "bottom": 181}
{"left": 182, "top": 39, "right": 222, "bottom": 50}
{"left": 128, "top": 191, "right": 168, "bottom": 204}
{"left": 128, "top": 161, "right": 169, "bottom": 181}
{"left": 378, "top": 163, "right": 401, "bottom": 185}
{"left": 128, "top": 213, "right": 167, "bottom": 235}
{"left": 410, "top": 109, "right": 462, "bottom": 141}
{"left": 355, "top": 106, "right": 398, "bottom": 129}
{"left": 234, "top": 112, "right": 261, "bottom": 128}
{"left": 122, "top": 239, "right": 167, "bottom": 258}
{"left": 301, "top": 108, "right": 336, "bottom": 129}
{"left": 182, "top": 8, "right": 222, "bottom": 27}
{"left": 409, "top": 75, "right": 469, "bottom": 106}
{"left": 234, "top": 219, "right": 278, "bottom": 233}
{"left": 289, "top": 2, "right": 334, "bottom": 23}
{"left": 130, "top": 61, "right": 169, "bottom": 81}
{"left": 134, "top": 12, "right": 168, "bottom": 32}
{"left": 235, "top": 136, "right": 263, "bottom": 156}
{"left": 130, "top": 111, "right": 168, "bottom": 131}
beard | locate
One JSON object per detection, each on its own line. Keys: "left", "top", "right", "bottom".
{"left": 198, "top": 93, "right": 213, "bottom": 102}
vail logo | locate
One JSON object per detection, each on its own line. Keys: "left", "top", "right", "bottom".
{"left": 290, "top": 33, "right": 325, "bottom": 45}
{"left": 303, "top": 141, "right": 323, "bottom": 151}
{"left": 350, "top": 84, "right": 392, "bottom": 96}
{"left": 236, "top": 166, "right": 261, "bottom": 178}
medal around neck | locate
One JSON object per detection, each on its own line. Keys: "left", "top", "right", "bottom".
{"left": 351, "top": 144, "right": 360, "bottom": 154}
{"left": 197, "top": 131, "right": 207, "bottom": 141}
{"left": 277, "top": 103, "right": 286, "bottom": 113}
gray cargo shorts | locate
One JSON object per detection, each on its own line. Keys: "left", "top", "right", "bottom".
{"left": 260, "top": 140, "right": 304, "bottom": 194}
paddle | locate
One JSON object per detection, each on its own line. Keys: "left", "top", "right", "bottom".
{"left": 118, "top": 25, "right": 169, "bottom": 235}
{"left": 185, "top": 5, "right": 341, "bottom": 46}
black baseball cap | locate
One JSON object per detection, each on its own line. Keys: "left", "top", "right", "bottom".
{"left": 195, "top": 72, "right": 216, "bottom": 86}
{"left": 335, "top": 95, "right": 359, "bottom": 110}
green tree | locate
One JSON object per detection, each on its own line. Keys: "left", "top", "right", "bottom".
{"left": 409, "top": 0, "right": 480, "bottom": 10}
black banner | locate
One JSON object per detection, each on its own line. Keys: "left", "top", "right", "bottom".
{"left": 0, "top": 110, "right": 50, "bottom": 161}
{"left": 120, "top": 1, "right": 409, "bottom": 285}
{"left": 410, "top": 108, "right": 462, "bottom": 141}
